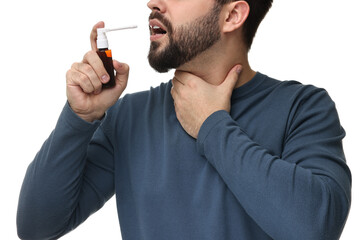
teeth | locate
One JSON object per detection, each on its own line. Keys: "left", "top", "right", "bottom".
{"left": 149, "top": 24, "right": 166, "bottom": 35}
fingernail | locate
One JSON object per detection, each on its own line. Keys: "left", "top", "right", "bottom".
{"left": 101, "top": 75, "right": 109, "bottom": 83}
{"left": 236, "top": 66, "right": 243, "bottom": 74}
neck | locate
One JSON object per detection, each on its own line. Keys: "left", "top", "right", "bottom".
{"left": 176, "top": 40, "right": 256, "bottom": 88}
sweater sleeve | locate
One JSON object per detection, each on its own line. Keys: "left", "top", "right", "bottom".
{"left": 17, "top": 103, "right": 115, "bottom": 240}
{"left": 197, "top": 89, "right": 351, "bottom": 240}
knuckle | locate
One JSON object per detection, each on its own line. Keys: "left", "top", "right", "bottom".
{"left": 82, "top": 64, "right": 93, "bottom": 73}
{"left": 66, "top": 69, "right": 74, "bottom": 82}
{"left": 78, "top": 74, "right": 89, "bottom": 84}
{"left": 179, "top": 90, "right": 186, "bottom": 99}
{"left": 82, "top": 82, "right": 94, "bottom": 93}
{"left": 122, "top": 63, "right": 130, "bottom": 72}
{"left": 71, "top": 62, "right": 79, "bottom": 69}
{"left": 84, "top": 50, "right": 96, "bottom": 60}
{"left": 93, "top": 80, "right": 102, "bottom": 90}
{"left": 188, "top": 79, "right": 196, "bottom": 88}
{"left": 66, "top": 69, "right": 72, "bottom": 78}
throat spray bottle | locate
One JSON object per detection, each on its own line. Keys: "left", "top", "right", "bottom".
{"left": 96, "top": 25, "right": 137, "bottom": 89}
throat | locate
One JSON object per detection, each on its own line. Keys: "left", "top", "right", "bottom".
{"left": 177, "top": 60, "right": 255, "bottom": 88}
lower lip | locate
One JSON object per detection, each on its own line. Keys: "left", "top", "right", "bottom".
{"left": 150, "top": 33, "right": 166, "bottom": 41}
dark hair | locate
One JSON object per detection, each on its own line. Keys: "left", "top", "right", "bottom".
{"left": 216, "top": 0, "right": 273, "bottom": 50}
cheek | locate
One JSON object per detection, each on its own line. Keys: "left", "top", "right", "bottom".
{"left": 168, "top": 2, "right": 212, "bottom": 25}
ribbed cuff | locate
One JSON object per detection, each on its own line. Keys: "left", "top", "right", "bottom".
{"left": 196, "top": 110, "right": 230, "bottom": 156}
{"left": 58, "top": 102, "right": 104, "bottom": 132}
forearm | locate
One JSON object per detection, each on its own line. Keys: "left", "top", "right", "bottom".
{"left": 197, "top": 111, "right": 351, "bottom": 240}
{"left": 17, "top": 103, "right": 102, "bottom": 239}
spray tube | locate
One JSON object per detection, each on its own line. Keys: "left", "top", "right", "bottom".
{"left": 96, "top": 25, "right": 137, "bottom": 89}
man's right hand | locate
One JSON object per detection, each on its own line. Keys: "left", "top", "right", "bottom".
{"left": 66, "top": 21, "right": 129, "bottom": 122}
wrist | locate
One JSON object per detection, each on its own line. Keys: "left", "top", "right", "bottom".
{"left": 68, "top": 103, "right": 105, "bottom": 123}
{"left": 62, "top": 102, "right": 103, "bottom": 133}
{"left": 77, "top": 112, "right": 105, "bottom": 123}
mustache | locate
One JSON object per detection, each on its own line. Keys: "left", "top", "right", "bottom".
{"left": 149, "top": 11, "right": 173, "bottom": 34}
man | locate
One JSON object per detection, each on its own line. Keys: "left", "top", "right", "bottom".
{"left": 17, "top": 0, "right": 351, "bottom": 239}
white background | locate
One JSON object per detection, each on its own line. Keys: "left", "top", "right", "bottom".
{"left": 1, "top": 0, "right": 359, "bottom": 239}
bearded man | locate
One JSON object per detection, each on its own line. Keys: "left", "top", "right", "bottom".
{"left": 17, "top": 0, "right": 351, "bottom": 239}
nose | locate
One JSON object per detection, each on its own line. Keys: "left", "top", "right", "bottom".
{"left": 147, "top": 0, "right": 166, "bottom": 13}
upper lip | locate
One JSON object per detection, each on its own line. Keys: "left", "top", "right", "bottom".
{"left": 149, "top": 19, "right": 168, "bottom": 34}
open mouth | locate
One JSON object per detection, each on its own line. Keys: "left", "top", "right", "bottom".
{"left": 151, "top": 25, "right": 167, "bottom": 35}
{"left": 149, "top": 19, "right": 168, "bottom": 38}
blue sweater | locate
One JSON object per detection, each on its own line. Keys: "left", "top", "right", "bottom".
{"left": 17, "top": 72, "right": 351, "bottom": 240}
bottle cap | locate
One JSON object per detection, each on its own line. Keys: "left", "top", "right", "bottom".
{"left": 97, "top": 28, "right": 109, "bottom": 49}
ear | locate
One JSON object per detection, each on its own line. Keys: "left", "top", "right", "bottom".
{"left": 222, "top": 1, "right": 250, "bottom": 33}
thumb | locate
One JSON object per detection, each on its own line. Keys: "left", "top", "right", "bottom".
{"left": 113, "top": 60, "right": 129, "bottom": 93}
{"left": 220, "top": 64, "right": 242, "bottom": 94}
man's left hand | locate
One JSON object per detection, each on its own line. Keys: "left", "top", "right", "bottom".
{"left": 171, "top": 65, "right": 242, "bottom": 139}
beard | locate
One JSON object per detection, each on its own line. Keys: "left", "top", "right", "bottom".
{"left": 148, "top": 4, "right": 222, "bottom": 73}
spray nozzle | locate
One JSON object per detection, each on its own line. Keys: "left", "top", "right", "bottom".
{"left": 96, "top": 25, "right": 138, "bottom": 49}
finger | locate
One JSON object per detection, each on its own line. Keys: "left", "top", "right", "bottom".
{"left": 171, "top": 76, "right": 185, "bottom": 95}
{"left": 174, "top": 70, "right": 188, "bottom": 85}
{"left": 83, "top": 50, "right": 110, "bottom": 84}
{"left": 113, "top": 60, "right": 129, "bottom": 93}
{"left": 174, "top": 70, "right": 203, "bottom": 88}
{"left": 90, "top": 21, "right": 105, "bottom": 51}
{"left": 72, "top": 62, "right": 102, "bottom": 94}
{"left": 220, "top": 64, "right": 242, "bottom": 93}
{"left": 67, "top": 69, "right": 95, "bottom": 94}
{"left": 173, "top": 76, "right": 184, "bottom": 85}
{"left": 170, "top": 85, "right": 178, "bottom": 101}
